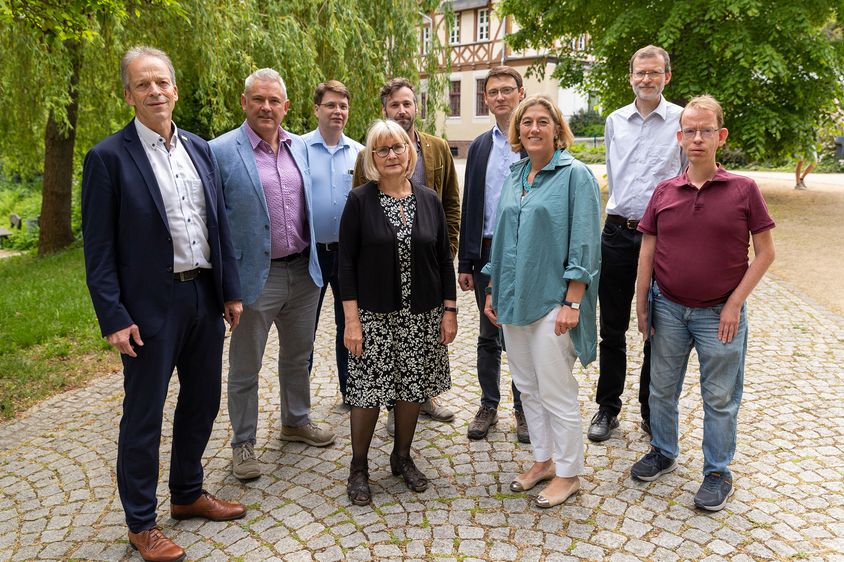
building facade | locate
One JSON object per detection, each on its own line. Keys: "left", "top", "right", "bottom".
{"left": 420, "top": 0, "right": 591, "bottom": 157}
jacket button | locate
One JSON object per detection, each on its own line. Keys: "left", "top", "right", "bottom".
{"left": 265, "top": 225, "right": 269, "bottom": 230}
{"left": 167, "top": 266, "right": 173, "bottom": 272}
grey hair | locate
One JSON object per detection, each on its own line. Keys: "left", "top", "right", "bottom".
{"left": 120, "top": 46, "right": 176, "bottom": 90}
{"left": 244, "top": 68, "right": 287, "bottom": 97}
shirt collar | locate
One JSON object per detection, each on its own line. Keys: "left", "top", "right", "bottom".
{"left": 135, "top": 118, "right": 179, "bottom": 150}
{"left": 619, "top": 95, "right": 669, "bottom": 122}
{"left": 243, "top": 121, "right": 291, "bottom": 150}
{"left": 492, "top": 123, "right": 507, "bottom": 140}
{"left": 512, "top": 149, "right": 574, "bottom": 174}
{"left": 306, "top": 127, "right": 350, "bottom": 149}
{"left": 675, "top": 164, "right": 730, "bottom": 188}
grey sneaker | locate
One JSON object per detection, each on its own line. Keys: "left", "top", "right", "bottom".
{"left": 232, "top": 442, "right": 261, "bottom": 480}
{"left": 631, "top": 448, "right": 677, "bottom": 481}
{"left": 467, "top": 406, "right": 498, "bottom": 439}
{"left": 694, "top": 472, "right": 734, "bottom": 511}
{"left": 386, "top": 409, "right": 395, "bottom": 437}
{"left": 420, "top": 396, "right": 455, "bottom": 422}
{"left": 795, "top": 180, "right": 808, "bottom": 190}
{"left": 280, "top": 422, "right": 336, "bottom": 447}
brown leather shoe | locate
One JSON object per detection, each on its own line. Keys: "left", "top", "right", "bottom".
{"left": 127, "top": 527, "right": 185, "bottom": 562}
{"left": 170, "top": 490, "right": 246, "bottom": 521}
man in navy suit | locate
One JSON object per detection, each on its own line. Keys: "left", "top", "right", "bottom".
{"left": 82, "top": 46, "right": 246, "bottom": 562}
{"left": 210, "top": 68, "right": 335, "bottom": 483}
{"left": 457, "top": 66, "right": 528, "bottom": 443}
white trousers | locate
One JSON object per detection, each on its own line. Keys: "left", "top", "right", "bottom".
{"left": 503, "top": 307, "right": 584, "bottom": 477}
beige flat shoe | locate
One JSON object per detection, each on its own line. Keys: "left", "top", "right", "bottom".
{"left": 509, "top": 463, "right": 556, "bottom": 492}
{"left": 536, "top": 477, "right": 581, "bottom": 508}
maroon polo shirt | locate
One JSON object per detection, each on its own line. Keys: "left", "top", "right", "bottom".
{"left": 637, "top": 166, "right": 775, "bottom": 308}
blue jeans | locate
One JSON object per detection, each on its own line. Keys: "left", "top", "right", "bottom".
{"left": 649, "top": 283, "right": 747, "bottom": 479}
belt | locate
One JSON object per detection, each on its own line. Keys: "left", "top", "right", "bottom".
{"left": 317, "top": 242, "right": 339, "bottom": 252}
{"left": 272, "top": 249, "right": 309, "bottom": 263}
{"left": 174, "top": 268, "right": 203, "bottom": 282}
{"left": 481, "top": 237, "right": 493, "bottom": 249}
{"left": 606, "top": 214, "right": 640, "bottom": 230}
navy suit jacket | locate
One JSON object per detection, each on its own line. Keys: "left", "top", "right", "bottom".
{"left": 82, "top": 121, "right": 241, "bottom": 338}
{"left": 457, "top": 128, "right": 526, "bottom": 274}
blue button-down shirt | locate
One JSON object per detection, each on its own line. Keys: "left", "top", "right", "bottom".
{"left": 483, "top": 124, "right": 520, "bottom": 238}
{"left": 303, "top": 129, "right": 364, "bottom": 243}
{"left": 482, "top": 150, "right": 602, "bottom": 366}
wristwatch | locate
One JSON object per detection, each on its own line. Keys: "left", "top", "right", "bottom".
{"left": 562, "top": 300, "right": 581, "bottom": 310}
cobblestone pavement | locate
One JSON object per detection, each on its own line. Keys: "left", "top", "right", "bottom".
{"left": 2, "top": 272, "right": 843, "bottom": 561}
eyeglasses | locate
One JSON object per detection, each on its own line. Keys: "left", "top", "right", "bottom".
{"left": 486, "top": 86, "right": 517, "bottom": 98}
{"left": 631, "top": 70, "right": 665, "bottom": 80}
{"left": 318, "top": 102, "right": 349, "bottom": 111}
{"left": 681, "top": 128, "right": 720, "bottom": 139}
{"left": 373, "top": 143, "right": 408, "bottom": 158}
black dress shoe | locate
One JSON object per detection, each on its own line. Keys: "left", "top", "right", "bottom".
{"left": 587, "top": 410, "right": 618, "bottom": 442}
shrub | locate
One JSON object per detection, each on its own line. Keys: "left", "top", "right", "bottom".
{"left": 568, "top": 109, "right": 604, "bottom": 137}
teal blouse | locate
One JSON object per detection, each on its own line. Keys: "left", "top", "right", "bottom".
{"left": 482, "top": 150, "right": 601, "bottom": 366}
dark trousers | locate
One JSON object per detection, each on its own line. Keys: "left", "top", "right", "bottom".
{"left": 117, "top": 273, "right": 224, "bottom": 533}
{"left": 470, "top": 242, "right": 522, "bottom": 412}
{"left": 596, "top": 220, "right": 651, "bottom": 421}
{"left": 310, "top": 243, "right": 348, "bottom": 397}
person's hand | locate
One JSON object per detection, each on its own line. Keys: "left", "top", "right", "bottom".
{"left": 107, "top": 324, "right": 143, "bottom": 357}
{"left": 718, "top": 301, "right": 741, "bottom": 343}
{"left": 555, "top": 305, "right": 580, "bottom": 336}
{"left": 440, "top": 310, "right": 457, "bottom": 344}
{"left": 458, "top": 273, "right": 474, "bottom": 292}
{"left": 344, "top": 321, "right": 363, "bottom": 357}
{"left": 483, "top": 294, "right": 500, "bottom": 327}
{"left": 224, "top": 300, "right": 243, "bottom": 331}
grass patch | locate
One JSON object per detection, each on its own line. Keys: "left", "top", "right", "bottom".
{"left": 0, "top": 245, "right": 117, "bottom": 418}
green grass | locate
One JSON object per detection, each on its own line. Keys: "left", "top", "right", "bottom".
{"left": 0, "top": 244, "right": 114, "bottom": 419}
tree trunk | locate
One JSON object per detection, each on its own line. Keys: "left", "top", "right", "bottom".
{"left": 38, "top": 40, "right": 81, "bottom": 256}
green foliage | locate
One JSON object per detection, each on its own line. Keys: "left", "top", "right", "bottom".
{"left": 567, "top": 109, "right": 605, "bottom": 137}
{"left": 0, "top": 246, "right": 112, "bottom": 418}
{"left": 0, "top": 178, "right": 42, "bottom": 251}
{"left": 0, "top": 1, "right": 443, "bottom": 176}
{"left": 500, "top": 0, "right": 844, "bottom": 161}
{"left": 568, "top": 143, "right": 606, "bottom": 164}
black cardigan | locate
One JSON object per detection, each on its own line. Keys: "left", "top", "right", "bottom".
{"left": 339, "top": 180, "right": 457, "bottom": 313}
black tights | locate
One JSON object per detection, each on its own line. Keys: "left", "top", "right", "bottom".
{"left": 350, "top": 400, "right": 421, "bottom": 468}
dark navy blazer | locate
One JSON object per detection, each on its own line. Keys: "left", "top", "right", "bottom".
{"left": 81, "top": 121, "right": 241, "bottom": 338}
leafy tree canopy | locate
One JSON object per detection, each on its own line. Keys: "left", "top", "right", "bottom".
{"left": 500, "top": 0, "right": 844, "bottom": 159}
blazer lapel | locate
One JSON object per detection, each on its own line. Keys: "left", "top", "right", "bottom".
{"left": 236, "top": 125, "right": 269, "bottom": 215}
{"left": 122, "top": 123, "right": 169, "bottom": 232}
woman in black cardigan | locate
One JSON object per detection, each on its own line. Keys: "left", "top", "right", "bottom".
{"left": 339, "top": 119, "right": 457, "bottom": 506}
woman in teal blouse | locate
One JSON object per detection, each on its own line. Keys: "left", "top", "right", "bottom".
{"left": 483, "top": 95, "right": 601, "bottom": 508}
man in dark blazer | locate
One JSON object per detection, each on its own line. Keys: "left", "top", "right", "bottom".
{"left": 457, "top": 66, "right": 529, "bottom": 443}
{"left": 82, "top": 46, "right": 245, "bottom": 562}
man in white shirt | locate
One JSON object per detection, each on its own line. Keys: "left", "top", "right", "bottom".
{"left": 588, "top": 45, "right": 684, "bottom": 442}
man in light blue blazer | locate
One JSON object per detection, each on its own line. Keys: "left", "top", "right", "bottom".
{"left": 210, "top": 68, "right": 336, "bottom": 482}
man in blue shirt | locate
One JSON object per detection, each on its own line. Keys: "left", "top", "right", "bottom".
{"left": 457, "top": 66, "right": 528, "bottom": 442}
{"left": 303, "top": 81, "right": 364, "bottom": 404}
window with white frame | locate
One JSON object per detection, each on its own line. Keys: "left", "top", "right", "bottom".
{"left": 449, "top": 14, "right": 461, "bottom": 45}
{"left": 421, "top": 26, "right": 431, "bottom": 55}
{"left": 448, "top": 80, "right": 461, "bottom": 117}
{"left": 477, "top": 9, "right": 489, "bottom": 41}
{"left": 475, "top": 78, "right": 488, "bottom": 116}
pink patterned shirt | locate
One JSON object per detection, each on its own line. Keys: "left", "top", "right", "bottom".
{"left": 244, "top": 123, "right": 308, "bottom": 259}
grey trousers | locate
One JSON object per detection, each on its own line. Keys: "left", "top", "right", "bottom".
{"left": 228, "top": 256, "right": 321, "bottom": 447}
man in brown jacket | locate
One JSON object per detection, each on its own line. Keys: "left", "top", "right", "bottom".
{"left": 352, "top": 77, "right": 460, "bottom": 429}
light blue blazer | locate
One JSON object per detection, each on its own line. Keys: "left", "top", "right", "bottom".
{"left": 210, "top": 123, "right": 323, "bottom": 306}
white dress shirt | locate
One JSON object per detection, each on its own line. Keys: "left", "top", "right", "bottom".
{"left": 604, "top": 96, "right": 683, "bottom": 219}
{"left": 135, "top": 119, "right": 211, "bottom": 273}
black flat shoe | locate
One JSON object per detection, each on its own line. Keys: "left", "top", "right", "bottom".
{"left": 390, "top": 453, "right": 429, "bottom": 492}
{"left": 347, "top": 463, "right": 371, "bottom": 506}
